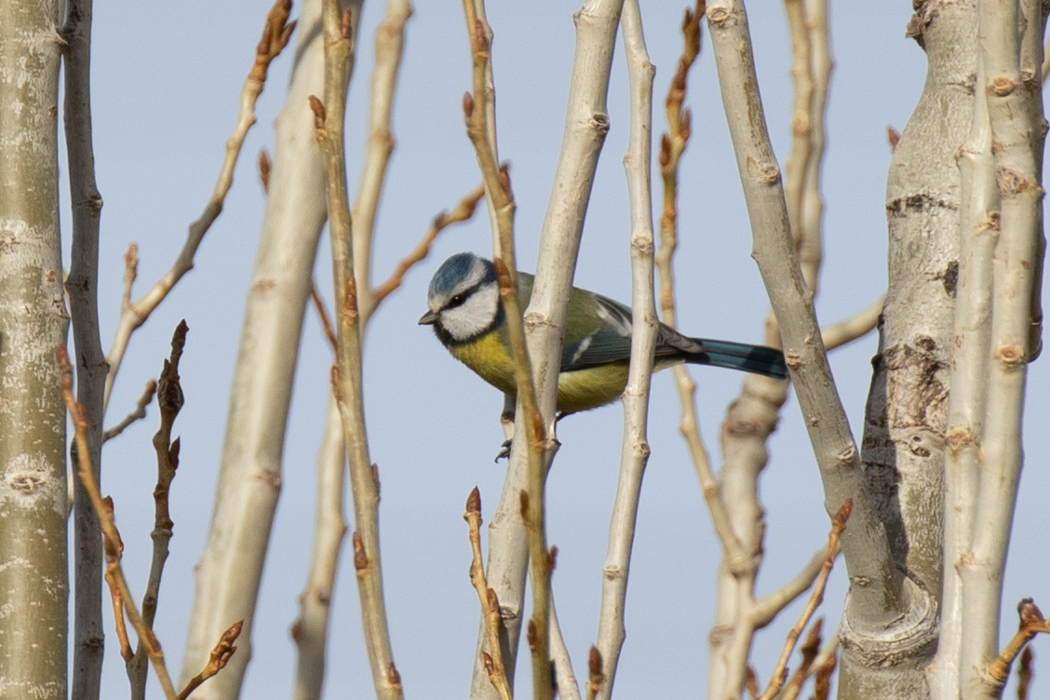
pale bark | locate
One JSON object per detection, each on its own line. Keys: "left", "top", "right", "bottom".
{"left": 316, "top": 0, "right": 402, "bottom": 694}
{"left": 930, "top": 20, "right": 995, "bottom": 700}
{"left": 352, "top": 0, "right": 412, "bottom": 326}
{"left": 706, "top": 2, "right": 938, "bottom": 698}
{"left": 956, "top": 1, "right": 1045, "bottom": 697}
{"left": 291, "top": 399, "right": 347, "bottom": 700}
{"left": 62, "top": 0, "right": 107, "bottom": 697}
{"left": 593, "top": 1, "right": 656, "bottom": 696}
{"left": 468, "top": 2, "right": 624, "bottom": 697}
{"left": 0, "top": 0, "right": 68, "bottom": 697}
{"left": 841, "top": 0, "right": 979, "bottom": 696}
{"left": 179, "top": 0, "right": 361, "bottom": 695}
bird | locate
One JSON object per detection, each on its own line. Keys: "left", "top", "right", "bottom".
{"left": 419, "top": 252, "right": 788, "bottom": 416}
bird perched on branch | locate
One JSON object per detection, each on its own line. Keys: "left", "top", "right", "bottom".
{"left": 419, "top": 252, "right": 788, "bottom": 416}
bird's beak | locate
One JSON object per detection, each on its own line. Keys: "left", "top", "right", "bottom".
{"left": 418, "top": 309, "right": 439, "bottom": 325}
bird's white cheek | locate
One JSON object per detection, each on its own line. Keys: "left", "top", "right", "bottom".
{"left": 441, "top": 285, "right": 499, "bottom": 341}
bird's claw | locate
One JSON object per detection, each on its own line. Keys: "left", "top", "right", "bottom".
{"left": 495, "top": 439, "right": 512, "bottom": 463}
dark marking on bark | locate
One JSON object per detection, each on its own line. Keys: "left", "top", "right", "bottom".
{"left": 886, "top": 192, "right": 958, "bottom": 217}
{"left": 941, "top": 260, "right": 958, "bottom": 297}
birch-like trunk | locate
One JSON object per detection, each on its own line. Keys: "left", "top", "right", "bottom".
{"left": 842, "top": 1, "right": 977, "bottom": 696}
{"left": 180, "top": 0, "right": 360, "bottom": 695}
{"left": 0, "top": 0, "right": 69, "bottom": 696}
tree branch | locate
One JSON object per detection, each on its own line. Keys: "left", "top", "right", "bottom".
{"left": 60, "top": 350, "right": 179, "bottom": 700}
{"left": 312, "top": 2, "right": 402, "bottom": 697}
{"left": 128, "top": 322, "right": 187, "bottom": 699}
{"left": 351, "top": 0, "right": 413, "bottom": 325}
{"left": 103, "top": 0, "right": 296, "bottom": 411}
{"left": 593, "top": 1, "right": 656, "bottom": 696}
{"left": 290, "top": 400, "right": 347, "bottom": 700}
{"left": 62, "top": 0, "right": 108, "bottom": 693}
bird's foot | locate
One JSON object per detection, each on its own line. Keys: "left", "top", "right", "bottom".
{"left": 495, "top": 439, "right": 512, "bottom": 463}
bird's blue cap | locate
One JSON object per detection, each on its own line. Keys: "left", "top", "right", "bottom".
{"left": 428, "top": 252, "right": 482, "bottom": 298}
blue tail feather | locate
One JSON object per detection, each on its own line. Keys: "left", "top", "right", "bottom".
{"left": 685, "top": 338, "right": 788, "bottom": 380}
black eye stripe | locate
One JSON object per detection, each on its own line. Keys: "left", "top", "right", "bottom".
{"left": 443, "top": 279, "right": 486, "bottom": 311}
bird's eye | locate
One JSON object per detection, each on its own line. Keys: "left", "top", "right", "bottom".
{"left": 447, "top": 293, "right": 466, "bottom": 309}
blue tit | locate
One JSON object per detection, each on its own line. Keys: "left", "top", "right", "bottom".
{"left": 419, "top": 252, "right": 788, "bottom": 415}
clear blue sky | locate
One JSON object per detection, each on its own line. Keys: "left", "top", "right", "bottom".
{"left": 70, "top": 1, "right": 1048, "bottom": 697}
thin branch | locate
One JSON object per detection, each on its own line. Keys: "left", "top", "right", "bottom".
{"left": 461, "top": 3, "right": 551, "bottom": 697}
{"left": 584, "top": 647, "right": 605, "bottom": 700}
{"left": 350, "top": 0, "right": 413, "bottom": 325}
{"left": 750, "top": 546, "right": 830, "bottom": 629}
{"left": 310, "top": 283, "right": 339, "bottom": 353}
{"left": 820, "top": 297, "right": 883, "bottom": 351}
{"left": 655, "top": 0, "right": 750, "bottom": 577}
{"left": 291, "top": 397, "right": 348, "bottom": 700}
{"left": 778, "top": 618, "right": 824, "bottom": 700}
{"left": 961, "top": 0, "right": 1046, "bottom": 693}
{"left": 59, "top": 349, "right": 179, "bottom": 700}
{"left": 63, "top": 0, "right": 109, "bottom": 692}
{"left": 757, "top": 500, "right": 850, "bottom": 700}
{"left": 932, "top": 21, "right": 996, "bottom": 699}
{"left": 311, "top": 3, "right": 402, "bottom": 697}
{"left": 810, "top": 638, "right": 838, "bottom": 700}
{"left": 988, "top": 600, "right": 1050, "bottom": 683}
{"left": 593, "top": 1, "right": 656, "bottom": 697}
{"left": 465, "top": 489, "right": 514, "bottom": 700}
{"left": 468, "top": 1, "right": 625, "bottom": 696}
{"left": 177, "top": 621, "right": 244, "bottom": 700}
{"left": 549, "top": 594, "right": 581, "bottom": 700}
{"left": 101, "top": 496, "right": 133, "bottom": 663}
{"left": 372, "top": 183, "right": 486, "bottom": 306}
{"left": 103, "top": 0, "right": 296, "bottom": 411}
{"left": 103, "top": 378, "right": 158, "bottom": 443}
{"left": 1017, "top": 646, "right": 1034, "bottom": 700}
{"left": 129, "top": 322, "right": 188, "bottom": 699}
{"left": 708, "top": 0, "right": 907, "bottom": 637}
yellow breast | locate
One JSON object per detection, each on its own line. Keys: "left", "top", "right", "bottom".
{"left": 448, "top": 332, "right": 518, "bottom": 396}
{"left": 449, "top": 332, "right": 632, "bottom": 414}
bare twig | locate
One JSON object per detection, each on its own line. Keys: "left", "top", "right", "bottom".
{"left": 101, "top": 496, "right": 133, "bottom": 663}
{"left": 461, "top": 2, "right": 551, "bottom": 697}
{"left": 103, "top": 0, "right": 296, "bottom": 410}
{"left": 988, "top": 600, "right": 1050, "bottom": 683}
{"left": 777, "top": 618, "right": 823, "bottom": 700}
{"left": 1017, "top": 646, "right": 1034, "bottom": 700}
{"left": 820, "top": 297, "right": 883, "bottom": 351}
{"left": 59, "top": 349, "right": 179, "bottom": 700}
{"left": 467, "top": 0, "right": 625, "bottom": 695}
{"left": 959, "top": 0, "right": 1046, "bottom": 693}
{"left": 1042, "top": 33, "right": 1050, "bottom": 83}
{"left": 750, "top": 546, "right": 831, "bottom": 629}
{"left": 350, "top": 0, "right": 413, "bottom": 325}
{"left": 103, "top": 378, "right": 158, "bottom": 443}
{"left": 310, "top": 284, "right": 339, "bottom": 353}
{"left": 656, "top": 0, "right": 752, "bottom": 579}
{"left": 709, "top": 0, "right": 910, "bottom": 665}
{"left": 291, "top": 397, "right": 348, "bottom": 700}
{"left": 311, "top": 3, "right": 402, "bottom": 697}
{"left": 62, "top": 0, "right": 109, "bottom": 692}
{"left": 758, "top": 500, "right": 851, "bottom": 700}
{"left": 593, "top": 1, "right": 656, "bottom": 696}
{"left": 549, "top": 594, "right": 581, "bottom": 700}
{"left": 811, "top": 640, "right": 837, "bottom": 700}
{"left": 371, "top": 184, "right": 486, "bottom": 306}
{"left": 177, "top": 621, "right": 244, "bottom": 700}
{"left": 584, "top": 647, "right": 604, "bottom": 700}
{"left": 129, "top": 322, "right": 188, "bottom": 698}
{"left": 465, "top": 489, "right": 514, "bottom": 700}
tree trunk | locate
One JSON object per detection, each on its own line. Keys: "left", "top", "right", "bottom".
{"left": 0, "top": 0, "right": 69, "bottom": 696}
{"left": 842, "top": 1, "right": 978, "bottom": 696}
